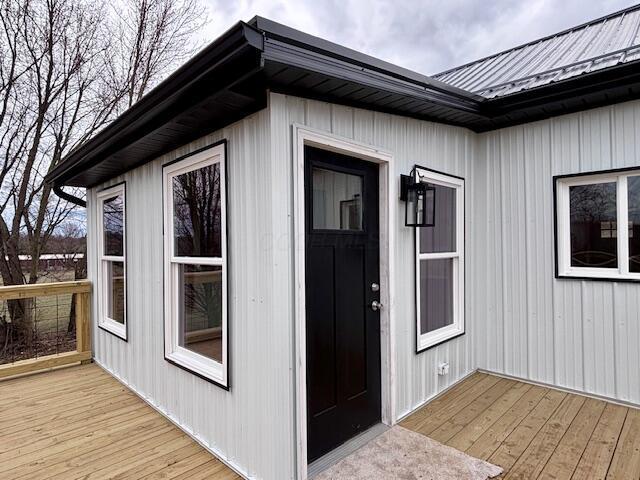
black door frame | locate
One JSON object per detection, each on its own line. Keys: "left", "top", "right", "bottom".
{"left": 292, "top": 126, "right": 395, "bottom": 479}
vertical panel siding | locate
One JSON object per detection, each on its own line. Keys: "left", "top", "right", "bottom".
{"left": 87, "top": 92, "right": 640, "bottom": 480}
{"left": 474, "top": 99, "right": 640, "bottom": 405}
{"left": 269, "top": 93, "right": 477, "bottom": 420}
{"left": 88, "top": 108, "right": 296, "bottom": 480}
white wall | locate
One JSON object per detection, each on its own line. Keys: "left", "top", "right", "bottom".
{"left": 269, "top": 93, "right": 477, "bottom": 420}
{"left": 88, "top": 92, "right": 477, "bottom": 480}
{"left": 87, "top": 91, "right": 640, "bottom": 480}
{"left": 473, "top": 100, "right": 640, "bottom": 405}
{"left": 88, "top": 107, "right": 297, "bottom": 480}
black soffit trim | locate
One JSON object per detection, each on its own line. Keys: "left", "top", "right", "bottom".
{"left": 47, "top": 16, "right": 640, "bottom": 187}
{"left": 250, "top": 16, "right": 483, "bottom": 105}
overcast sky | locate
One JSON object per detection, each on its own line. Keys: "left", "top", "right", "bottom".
{"left": 202, "top": 0, "right": 636, "bottom": 75}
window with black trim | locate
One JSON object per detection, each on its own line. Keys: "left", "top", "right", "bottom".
{"left": 555, "top": 168, "right": 640, "bottom": 281}
{"left": 97, "top": 183, "right": 127, "bottom": 340}
{"left": 415, "top": 167, "right": 465, "bottom": 352}
{"left": 163, "top": 143, "right": 228, "bottom": 387}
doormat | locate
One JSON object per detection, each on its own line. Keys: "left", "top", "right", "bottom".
{"left": 313, "top": 425, "right": 502, "bottom": 480}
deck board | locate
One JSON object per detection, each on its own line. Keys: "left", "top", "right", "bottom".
{"left": 606, "top": 409, "right": 640, "bottom": 480}
{"left": 403, "top": 372, "right": 640, "bottom": 480}
{"left": 0, "top": 364, "right": 239, "bottom": 480}
{"left": 572, "top": 403, "right": 628, "bottom": 479}
{"left": 539, "top": 398, "right": 605, "bottom": 479}
{"left": 4, "top": 365, "right": 639, "bottom": 480}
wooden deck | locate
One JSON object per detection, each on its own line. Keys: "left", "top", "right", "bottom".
{"left": 401, "top": 372, "right": 640, "bottom": 480}
{"left": 0, "top": 364, "right": 239, "bottom": 480}
{"left": 4, "top": 365, "right": 640, "bottom": 480}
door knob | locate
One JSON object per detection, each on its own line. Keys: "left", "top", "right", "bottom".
{"left": 371, "top": 300, "right": 383, "bottom": 311}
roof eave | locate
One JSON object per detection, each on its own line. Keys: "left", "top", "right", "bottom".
{"left": 46, "top": 21, "right": 265, "bottom": 187}
{"left": 477, "top": 59, "right": 640, "bottom": 131}
{"left": 47, "top": 15, "right": 640, "bottom": 188}
{"left": 251, "top": 16, "right": 485, "bottom": 104}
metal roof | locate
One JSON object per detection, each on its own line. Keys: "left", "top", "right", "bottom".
{"left": 434, "top": 4, "right": 640, "bottom": 98}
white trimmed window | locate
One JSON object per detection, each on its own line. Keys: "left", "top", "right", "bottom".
{"left": 555, "top": 168, "right": 640, "bottom": 281}
{"left": 415, "top": 167, "right": 465, "bottom": 352}
{"left": 163, "top": 143, "right": 228, "bottom": 387}
{"left": 97, "top": 183, "right": 127, "bottom": 340}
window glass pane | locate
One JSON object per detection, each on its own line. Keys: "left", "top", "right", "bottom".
{"left": 106, "top": 261, "right": 125, "bottom": 324}
{"left": 419, "top": 258, "right": 453, "bottom": 334}
{"left": 312, "top": 168, "right": 363, "bottom": 230}
{"left": 569, "top": 182, "right": 617, "bottom": 268}
{"left": 103, "top": 194, "right": 124, "bottom": 256}
{"left": 629, "top": 176, "right": 640, "bottom": 273}
{"left": 173, "top": 163, "right": 222, "bottom": 257}
{"left": 179, "top": 264, "right": 223, "bottom": 363}
{"left": 420, "top": 183, "right": 456, "bottom": 253}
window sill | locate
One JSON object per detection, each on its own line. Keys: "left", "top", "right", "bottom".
{"left": 165, "top": 348, "right": 228, "bottom": 389}
{"left": 98, "top": 318, "right": 127, "bottom": 341}
{"left": 417, "top": 324, "right": 465, "bottom": 353}
{"left": 556, "top": 271, "right": 640, "bottom": 283}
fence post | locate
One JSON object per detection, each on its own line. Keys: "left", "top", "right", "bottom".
{"left": 75, "top": 291, "right": 91, "bottom": 360}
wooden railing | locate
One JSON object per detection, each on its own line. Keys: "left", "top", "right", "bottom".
{"left": 0, "top": 280, "right": 91, "bottom": 379}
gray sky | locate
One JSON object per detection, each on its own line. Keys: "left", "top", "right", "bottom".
{"left": 202, "top": 0, "right": 636, "bottom": 75}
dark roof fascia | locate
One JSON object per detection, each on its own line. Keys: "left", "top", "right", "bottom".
{"left": 251, "top": 16, "right": 486, "bottom": 105}
{"left": 261, "top": 36, "right": 484, "bottom": 116}
{"left": 433, "top": 3, "right": 640, "bottom": 79}
{"left": 46, "top": 21, "right": 264, "bottom": 186}
{"left": 478, "top": 58, "right": 640, "bottom": 131}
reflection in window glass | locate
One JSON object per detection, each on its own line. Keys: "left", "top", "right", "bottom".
{"left": 569, "top": 183, "right": 617, "bottom": 268}
{"left": 106, "top": 261, "right": 125, "bottom": 324}
{"left": 629, "top": 176, "right": 640, "bottom": 273}
{"left": 173, "top": 164, "right": 222, "bottom": 257}
{"left": 179, "top": 264, "right": 223, "bottom": 362}
{"left": 103, "top": 194, "right": 124, "bottom": 256}
{"left": 312, "top": 168, "right": 363, "bottom": 230}
{"left": 420, "top": 183, "right": 456, "bottom": 253}
{"left": 419, "top": 259, "right": 453, "bottom": 335}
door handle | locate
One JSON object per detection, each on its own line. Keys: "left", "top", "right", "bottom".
{"left": 370, "top": 300, "right": 383, "bottom": 311}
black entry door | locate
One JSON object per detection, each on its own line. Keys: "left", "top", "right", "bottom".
{"left": 304, "top": 146, "right": 381, "bottom": 463}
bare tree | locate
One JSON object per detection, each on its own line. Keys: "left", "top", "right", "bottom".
{"left": 0, "top": 0, "right": 207, "bottom": 350}
{"left": 110, "top": 0, "right": 206, "bottom": 108}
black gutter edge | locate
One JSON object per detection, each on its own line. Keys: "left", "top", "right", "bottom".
{"left": 475, "top": 58, "right": 640, "bottom": 131}
{"left": 249, "top": 16, "right": 486, "bottom": 104}
{"left": 261, "top": 39, "right": 483, "bottom": 115}
{"left": 484, "top": 58, "right": 640, "bottom": 110}
{"left": 45, "top": 20, "right": 264, "bottom": 187}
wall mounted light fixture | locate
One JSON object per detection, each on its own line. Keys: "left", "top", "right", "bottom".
{"left": 400, "top": 171, "right": 435, "bottom": 227}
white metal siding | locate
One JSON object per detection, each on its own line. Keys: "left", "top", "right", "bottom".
{"left": 269, "top": 93, "right": 477, "bottom": 420}
{"left": 87, "top": 91, "right": 640, "bottom": 480}
{"left": 473, "top": 100, "right": 640, "bottom": 405}
{"left": 88, "top": 107, "right": 296, "bottom": 480}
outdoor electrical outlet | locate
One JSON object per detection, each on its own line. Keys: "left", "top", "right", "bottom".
{"left": 438, "top": 362, "right": 450, "bottom": 376}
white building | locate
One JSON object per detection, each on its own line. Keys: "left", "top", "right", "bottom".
{"left": 47, "top": 6, "right": 640, "bottom": 480}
